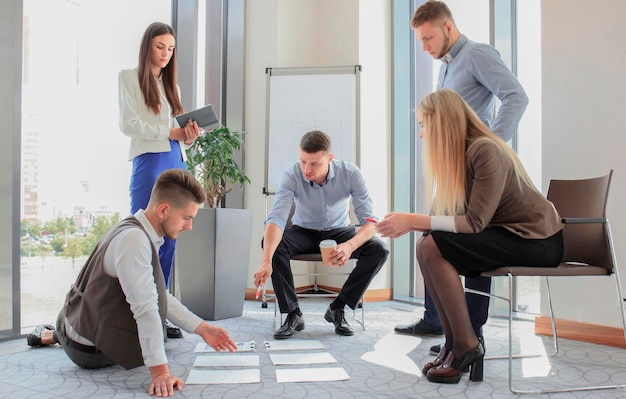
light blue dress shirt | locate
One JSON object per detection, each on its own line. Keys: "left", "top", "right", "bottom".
{"left": 266, "top": 159, "right": 374, "bottom": 231}
{"left": 438, "top": 35, "right": 528, "bottom": 142}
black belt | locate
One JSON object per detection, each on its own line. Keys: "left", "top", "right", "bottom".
{"left": 64, "top": 337, "right": 98, "bottom": 354}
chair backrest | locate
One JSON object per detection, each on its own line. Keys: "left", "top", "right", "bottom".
{"left": 546, "top": 171, "right": 613, "bottom": 270}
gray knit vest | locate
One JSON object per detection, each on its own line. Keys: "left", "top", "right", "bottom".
{"left": 64, "top": 216, "right": 167, "bottom": 369}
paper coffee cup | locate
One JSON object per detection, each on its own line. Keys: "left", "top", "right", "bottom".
{"left": 319, "top": 239, "right": 337, "bottom": 266}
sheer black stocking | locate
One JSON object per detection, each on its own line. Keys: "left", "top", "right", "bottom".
{"left": 416, "top": 234, "right": 479, "bottom": 356}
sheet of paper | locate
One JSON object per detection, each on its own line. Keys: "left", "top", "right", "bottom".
{"left": 276, "top": 367, "right": 350, "bottom": 383}
{"left": 270, "top": 352, "right": 336, "bottom": 365}
{"left": 193, "top": 354, "right": 260, "bottom": 367}
{"left": 194, "top": 340, "right": 256, "bottom": 353}
{"left": 263, "top": 339, "right": 325, "bottom": 351}
{"left": 186, "top": 369, "right": 260, "bottom": 385}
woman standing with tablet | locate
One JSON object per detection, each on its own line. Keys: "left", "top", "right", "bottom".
{"left": 118, "top": 22, "right": 201, "bottom": 338}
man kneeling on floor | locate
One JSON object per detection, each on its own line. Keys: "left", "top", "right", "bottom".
{"left": 27, "top": 169, "right": 237, "bottom": 397}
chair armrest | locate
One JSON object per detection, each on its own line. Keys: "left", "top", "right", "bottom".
{"left": 561, "top": 217, "right": 607, "bottom": 224}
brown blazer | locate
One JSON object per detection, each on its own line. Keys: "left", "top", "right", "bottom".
{"left": 453, "top": 139, "right": 563, "bottom": 239}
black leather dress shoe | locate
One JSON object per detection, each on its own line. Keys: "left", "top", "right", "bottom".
{"left": 274, "top": 312, "right": 305, "bottom": 339}
{"left": 324, "top": 306, "right": 354, "bottom": 336}
{"left": 430, "top": 336, "right": 485, "bottom": 356}
{"left": 27, "top": 324, "right": 55, "bottom": 347}
{"left": 394, "top": 319, "right": 444, "bottom": 336}
{"left": 429, "top": 343, "right": 443, "bottom": 355}
{"left": 166, "top": 323, "right": 183, "bottom": 339}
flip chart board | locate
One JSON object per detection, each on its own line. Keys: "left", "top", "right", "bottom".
{"left": 264, "top": 66, "right": 361, "bottom": 194}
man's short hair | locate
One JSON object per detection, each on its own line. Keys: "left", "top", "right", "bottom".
{"left": 299, "top": 130, "right": 332, "bottom": 154}
{"left": 150, "top": 169, "right": 206, "bottom": 209}
{"left": 411, "top": 0, "right": 454, "bottom": 29}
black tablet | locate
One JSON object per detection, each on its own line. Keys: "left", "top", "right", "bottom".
{"left": 175, "top": 104, "right": 219, "bottom": 129}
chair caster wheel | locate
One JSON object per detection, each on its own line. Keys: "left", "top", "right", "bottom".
{"left": 261, "top": 302, "right": 268, "bottom": 308}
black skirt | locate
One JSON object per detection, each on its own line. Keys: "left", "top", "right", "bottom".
{"left": 429, "top": 228, "right": 563, "bottom": 278}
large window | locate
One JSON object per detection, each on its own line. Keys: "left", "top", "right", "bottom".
{"left": 20, "top": 0, "right": 171, "bottom": 331}
{"left": 494, "top": 0, "right": 543, "bottom": 315}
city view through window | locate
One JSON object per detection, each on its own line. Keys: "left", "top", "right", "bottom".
{"left": 20, "top": 0, "right": 171, "bottom": 331}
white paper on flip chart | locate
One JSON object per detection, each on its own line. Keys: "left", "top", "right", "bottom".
{"left": 263, "top": 339, "right": 325, "bottom": 351}
{"left": 193, "top": 354, "right": 260, "bottom": 367}
{"left": 269, "top": 352, "right": 337, "bottom": 365}
{"left": 275, "top": 367, "right": 350, "bottom": 383}
{"left": 194, "top": 340, "right": 256, "bottom": 353}
{"left": 186, "top": 369, "right": 260, "bottom": 385}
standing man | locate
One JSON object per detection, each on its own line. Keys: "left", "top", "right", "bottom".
{"left": 254, "top": 130, "right": 389, "bottom": 339}
{"left": 394, "top": 0, "right": 528, "bottom": 355}
{"left": 27, "top": 170, "right": 237, "bottom": 397}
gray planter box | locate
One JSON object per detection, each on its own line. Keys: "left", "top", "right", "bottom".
{"left": 175, "top": 207, "right": 252, "bottom": 320}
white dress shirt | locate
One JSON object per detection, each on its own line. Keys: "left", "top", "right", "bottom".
{"left": 66, "top": 210, "right": 203, "bottom": 367}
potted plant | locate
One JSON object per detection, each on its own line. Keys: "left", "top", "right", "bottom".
{"left": 175, "top": 125, "right": 253, "bottom": 321}
{"left": 185, "top": 125, "right": 251, "bottom": 208}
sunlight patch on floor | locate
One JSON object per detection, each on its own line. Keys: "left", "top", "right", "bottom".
{"left": 361, "top": 331, "right": 423, "bottom": 376}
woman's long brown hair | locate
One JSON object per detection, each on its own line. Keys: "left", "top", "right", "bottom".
{"left": 137, "top": 22, "right": 184, "bottom": 116}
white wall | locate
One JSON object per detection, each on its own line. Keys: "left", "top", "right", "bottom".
{"left": 244, "top": 1, "right": 392, "bottom": 293}
{"left": 542, "top": 0, "right": 626, "bottom": 326}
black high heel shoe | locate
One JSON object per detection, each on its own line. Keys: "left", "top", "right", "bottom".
{"left": 426, "top": 341, "right": 485, "bottom": 384}
{"left": 451, "top": 342, "right": 485, "bottom": 382}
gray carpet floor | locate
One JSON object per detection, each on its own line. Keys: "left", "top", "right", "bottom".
{"left": 1, "top": 299, "right": 626, "bottom": 398}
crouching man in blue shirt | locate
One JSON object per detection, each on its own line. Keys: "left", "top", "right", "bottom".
{"left": 254, "top": 130, "right": 389, "bottom": 339}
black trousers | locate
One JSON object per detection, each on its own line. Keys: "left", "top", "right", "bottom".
{"left": 267, "top": 225, "right": 389, "bottom": 314}
{"left": 56, "top": 309, "right": 115, "bottom": 369}
{"left": 423, "top": 276, "right": 491, "bottom": 337}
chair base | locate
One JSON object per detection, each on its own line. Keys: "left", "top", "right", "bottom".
{"left": 296, "top": 285, "right": 337, "bottom": 296}
{"left": 465, "top": 268, "right": 626, "bottom": 395}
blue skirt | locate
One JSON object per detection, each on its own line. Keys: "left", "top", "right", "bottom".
{"left": 130, "top": 140, "right": 187, "bottom": 213}
{"left": 129, "top": 140, "right": 187, "bottom": 286}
